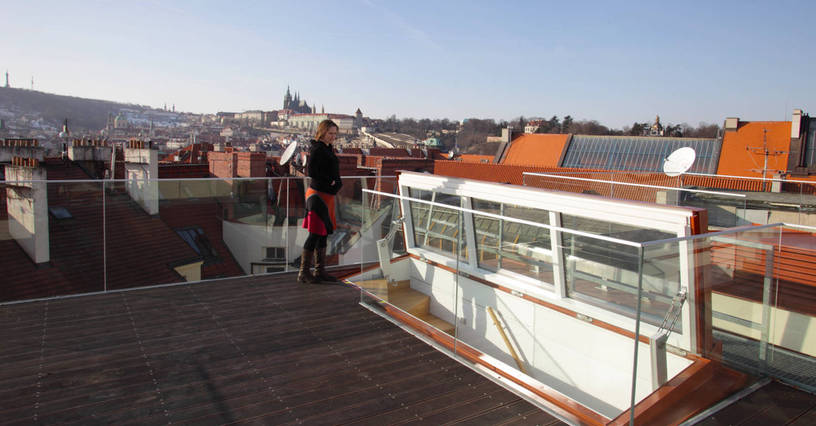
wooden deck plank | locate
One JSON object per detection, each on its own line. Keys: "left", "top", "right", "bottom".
{"left": 0, "top": 273, "right": 560, "bottom": 425}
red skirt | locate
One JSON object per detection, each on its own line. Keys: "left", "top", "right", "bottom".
{"left": 302, "top": 188, "right": 336, "bottom": 236}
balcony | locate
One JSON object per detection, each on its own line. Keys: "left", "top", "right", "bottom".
{"left": 2, "top": 168, "right": 816, "bottom": 424}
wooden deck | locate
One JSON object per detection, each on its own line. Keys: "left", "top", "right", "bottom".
{"left": 694, "top": 380, "right": 816, "bottom": 425}
{"left": 0, "top": 273, "right": 563, "bottom": 425}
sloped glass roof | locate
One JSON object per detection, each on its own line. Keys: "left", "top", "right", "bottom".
{"left": 561, "top": 135, "right": 720, "bottom": 173}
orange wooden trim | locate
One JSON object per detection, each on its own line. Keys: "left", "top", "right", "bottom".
{"left": 390, "top": 253, "right": 411, "bottom": 264}
{"left": 383, "top": 304, "right": 609, "bottom": 426}
{"left": 335, "top": 261, "right": 380, "bottom": 279}
{"left": 608, "top": 359, "right": 712, "bottom": 426}
{"left": 408, "top": 253, "right": 653, "bottom": 345}
{"left": 338, "top": 255, "right": 410, "bottom": 280}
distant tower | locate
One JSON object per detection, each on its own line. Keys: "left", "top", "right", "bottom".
{"left": 172, "top": 104, "right": 175, "bottom": 113}
{"left": 321, "top": 105, "right": 325, "bottom": 114}
{"left": 283, "top": 85, "right": 292, "bottom": 109}
{"left": 650, "top": 114, "right": 664, "bottom": 136}
{"left": 59, "top": 118, "right": 70, "bottom": 138}
{"left": 4, "top": 70, "right": 8, "bottom": 88}
{"left": 106, "top": 113, "right": 114, "bottom": 135}
{"left": 30, "top": 76, "right": 33, "bottom": 90}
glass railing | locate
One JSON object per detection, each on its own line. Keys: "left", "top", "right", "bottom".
{"left": 356, "top": 187, "right": 816, "bottom": 422}
{"left": 0, "top": 175, "right": 394, "bottom": 303}
{"left": 524, "top": 170, "right": 816, "bottom": 228}
{"left": 641, "top": 223, "right": 816, "bottom": 394}
{"left": 357, "top": 188, "right": 678, "bottom": 423}
{"left": 523, "top": 171, "right": 751, "bottom": 228}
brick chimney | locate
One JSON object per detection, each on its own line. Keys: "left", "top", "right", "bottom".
{"left": 0, "top": 139, "right": 45, "bottom": 163}
{"left": 208, "top": 150, "right": 266, "bottom": 178}
{"left": 4, "top": 156, "right": 49, "bottom": 265}
{"left": 124, "top": 140, "right": 159, "bottom": 215}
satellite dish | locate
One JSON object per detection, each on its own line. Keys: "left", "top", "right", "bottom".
{"left": 279, "top": 140, "right": 298, "bottom": 165}
{"left": 663, "top": 147, "right": 696, "bottom": 177}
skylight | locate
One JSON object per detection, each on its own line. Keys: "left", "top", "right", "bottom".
{"left": 48, "top": 206, "right": 72, "bottom": 219}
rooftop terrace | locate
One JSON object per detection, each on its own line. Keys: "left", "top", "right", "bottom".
{"left": 0, "top": 272, "right": 563, "bottom": 425}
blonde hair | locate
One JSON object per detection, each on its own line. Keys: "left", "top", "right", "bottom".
{"left": 315, "top": 119, "right": 339, "bottom": 142}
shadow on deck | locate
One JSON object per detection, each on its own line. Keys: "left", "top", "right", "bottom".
{"left": 0, "top": 272, "right": 562, "bottom": 425}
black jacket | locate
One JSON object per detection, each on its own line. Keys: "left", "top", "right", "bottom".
{"left": 307, "top": 139, "right": 342, "bottom": 195}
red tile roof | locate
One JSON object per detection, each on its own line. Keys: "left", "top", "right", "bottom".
{"left": 718, "top": 121, "right": 791, "bottom": 177}
{"left": 433, "top": 161, "right": 777, "bottom": 199}
{"left": 458, "top": 154, "right": 493, "bottom": 163}
{"left": 501, "top": 133, "right": 570, "bottom": 167}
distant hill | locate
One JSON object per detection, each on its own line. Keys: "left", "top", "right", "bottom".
{"left": 0, "top": 86, "right": 156, "bottom": 130}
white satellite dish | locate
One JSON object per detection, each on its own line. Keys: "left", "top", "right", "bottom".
{"left": 279, "top": 140, "right": 298, "bottom": 165}
{"left": 663, "top": 147, "right": 696, "bottom": 177}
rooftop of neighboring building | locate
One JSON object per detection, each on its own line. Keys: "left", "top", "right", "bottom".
{"left": 718, "top": 120, "right": 791, "bottom": 178}
{"left": 500, "top": 133, "right": 570, "bottom": 167}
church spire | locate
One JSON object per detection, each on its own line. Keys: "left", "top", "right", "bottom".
{"left": 283, "top": 85, "right": 292, "bottom": 109}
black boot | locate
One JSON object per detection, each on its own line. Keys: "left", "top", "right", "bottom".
{"left": 297, "top": 249, "right": 319, "bottom": 284}
{"left": 314, "top": 247, "right": 338, "bottom": 283}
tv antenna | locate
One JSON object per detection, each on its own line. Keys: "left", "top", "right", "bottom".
{"left": 747, "top": 128, "right": 787, "bottom": 191}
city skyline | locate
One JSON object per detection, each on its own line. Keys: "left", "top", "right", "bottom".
{"left": 2, "top": 0, "right": 815, "bottom": 128}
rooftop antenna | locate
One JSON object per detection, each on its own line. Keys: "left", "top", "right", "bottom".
{"left": 747, "top": 128, "right": 787, "bottom": 191}
{"left": 279, "top": 139, "right": 308, "bottom": 174}
{"left": 663, "top": 147, "right": 696, "bottom": 177}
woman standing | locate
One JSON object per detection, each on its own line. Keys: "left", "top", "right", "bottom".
{"left": 299, "top": 119, "right": 342, "bottom": 284}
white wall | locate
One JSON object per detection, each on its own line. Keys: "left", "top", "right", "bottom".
{"left": 407, "top": 257, "right": 692, "bottom": 419}
{"left": 5, "top": 166, "right": 49, "bottom": 264}
{"left": 222, "top": 220, "right": 307, "bottom": 274}
{"left": 124, "top": 148, "right": 159, "bottom": 215}
{"left": 713, "top": 292, "right": 816, "bottom": 357}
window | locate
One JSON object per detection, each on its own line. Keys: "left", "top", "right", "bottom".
{"left": 409, "top": 188, "right": 467, "bottom": 260}
{"left": 264, "top": 247, "right": 285, "bottom": 261}
{"left": 472, "top": 199, "right": 553, "bottom": 283}
{"left": 560, "top": 215, "right": 679, "bottom": 329}
{"left": 561, "top": 135, "right": 719, "bottom": 173}
{"left": 49, "top": 206, "right": 72, "bottom": 219}
{"left": 803, "top": 117, "right": 816, "bottom": 167}
{"left": 176, "top": 227, "right": 219, "bottom": 264}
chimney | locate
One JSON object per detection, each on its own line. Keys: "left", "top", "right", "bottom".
{"left": 791, "top": 109, "right": 803, "bottom": 139}
{"left": 501, "top": 127, "right": 513, "bottom": 143}
{"left": 724, "top": 117, "right": 739, "bottom": 132}
{"left": 0, "top": 138, "right": 45, "bottom": 163}
{"left": 493, "top": 127, "right": 516, "bottom": 164}
{"left": 124, "top": 140, "right": 159, "bottom": 215}
{"left": 4, "top": 157, "right": 49, "bottom": 265}
{"left": 68, "top": 139, "right": 113, "bottom": 178}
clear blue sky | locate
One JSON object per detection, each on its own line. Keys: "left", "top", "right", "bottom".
{"left": 2, "top": 0, "right": 814, "bottom": 128}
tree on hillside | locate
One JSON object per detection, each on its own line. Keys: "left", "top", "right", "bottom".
{"left": 680, "top": 122, "right": 720, "bottom": 138}
{"left": 628, "top": 122, "right": 649, "bottom": 136}
{"left": 457, "top": 118, "right": 501, "bottom": 151}
{"left": 562, "top": 115, "right": 573, "bottom": 133}
{"left": 571, "top": 119, "right": 618, "bottom": 135}
{"left": 548, "top": 115, "right": 560, "bottom": 133}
